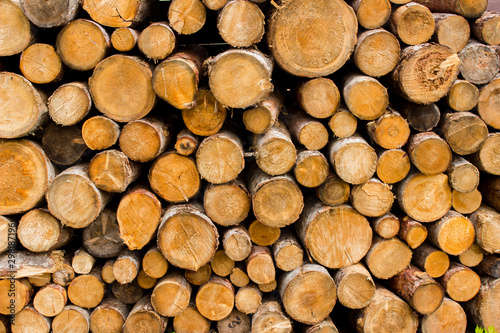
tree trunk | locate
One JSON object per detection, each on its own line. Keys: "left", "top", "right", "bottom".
{"left": 296, "top": 78, "right": 340, "bottom": 119}
{"left": 33, "top": 283, "right": 67, "bottom": 317}
{"left": 137, "top": 269, "right": 157, "bottom": 289}
{"left": 375, "top": 149, "right": 410, "bottom": 184}
{"left": 421, "top": 298, "right": 467, "bottom": 333}
{"left": 364, "top": 236, "right": 412, "bottom": 279}
{"left": 350, "top": 0, "right": 391, "bottom": 30}
{"left": 235, "top": 284, "right": 262, "bottom": 314}
{"left": 52, "top": 305, "right": 89, "bottom": 333}
{"left": 88, "top": 149, "right": 140, "bottom": 193}
{"left": 246, "top": 246, "right": 275, "bottom": 285}
{"left": 328, "top": 107, "right": 358, "bottom": 138}
{"left": 478, "top": 76, "right": 500, "bottom": 129}
{"left": 124, "top": 295, "right": 167, "bottom": 333}
{"left": 342, "top": 74, "right": 389, "bottom": 121}
{"left": 398, "top": 216, "right": 428, "bottom": 249}
{"left": 204, "top": 178, "right": 250, "bottom": 226}
{"left": 222, "top": 225, "right": 252, "bottom": 261}
{"left": 315, "top": 172, "right": 351, "bottom": 207}
{"left": 90, "top": 297, "right": 129, "bottom": 333}
{"left": 137, "top": 22, "right": 176, "bottom": 61}
{"left": 217, "top": 0, "right": 265, "bottom": 47}
{"left": 196, "top": 276, "right": 235, "bottom": 321}
{"left": 168, "top": 0, "right": 206, "bottom": 35}
{"left": 242, "top": 93, "right": 281, "bottom": 134}
{"left": 142, "top": 247, "right": 168, "bottom": 279}
{"left": 459, "top": 243, "right": 484, "bottom": 268}
{"left": 42, "top": 123, "right": 87, "bottom": 166}
{"left": 0, "top": 278, "right": 32, "bottom": 315}
{"left": 110, "top": 27, "right": 139, "bottom": 52}
{"left": 229, "top": 264, "right": 249, "bottom": 287}
{"left": 412, "top": 242, "right": 450, "bottom": 278}
{"left": 473, "top": 11, "right": 500, "bottom": 45}
{"left": 248, "top": 220, "right": 281, "bottom": 247}
{"left": 446, "top": 79, "right": 479, "bottom": 112}
{"left": 20, "top": 43, "right": 63, "bottom": 84}
{"left": 11, "top": 305, "right": 51, "bottom": 333}
{"left": 390, "top": 2, "right": 434, "bottom": 45}
{"left": 81, "top": 116, "right": 120, "bottom": 151}
{"left": 427, "top": 210, "right": 475, "bottom": 256}
{"left": 0, "top": 0, "right": 35, "bottom": 56}
{"left": 251, "top": 300, "right": 292, "bottom": 333}
{"left": 283, "top": 110, "right": 330, "bottom": 150}
{"left": 48, "top": 82, "right": 91, "bottom": 126}
{"left": 371, "top": 213, "right": 400, "bottom": 239}
{"left": 367, "top": 110, "right": 411, "bottom": 151}
{"left": 432, "top": 13, "right": 470, "bottom": 52}
{"left": 441, "top": 111, "right": 488, "bottom": 156}
{"left": 465, "top": 277, "right": 500, "bottom": 329}
{"left": 333, "top": 263, "right": 375, "bottom": 309}
{"left": 0, "top": 251, "right": 64, "bottom": 278}
{"left": 72, "top": 248, "right": 95, "bottom": 275}
{"left": 408, "top": 132, "right": 452, "bottom": 175}
{"left": 413, "top": 0, "right": 487, "bottom": 18}
{"left": 67, "top": 266, "right": 105, "bottom": 308}
{"left": 294, "top": 150, "right": 329, "bottom": 188}
{"left": 453, "top": 188, "right": 482, "bottom": 214}
{"left": 82, "top": 209, "right": 124, "bottom": 258}
{"left": 470, "top": 205, "right": 500, "bottom": 254}
{"left": 354, "top": 28, "right": 400, "bottom": 78}
{"left": 350, "top": 178, "right": 394, "bottom": 218}
{"left": 82, "top": 0, "right": 153, "bottom": 27}
{"left": 438, "top": 261, "right": 481, "bottom": 302}
{"left": 173, "top": 303, "right": 209, "bottom": 333}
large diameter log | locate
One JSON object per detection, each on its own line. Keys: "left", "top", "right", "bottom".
{"left": 372, "top": 213, "right": 400, "bottom": 239}
{"left": 151, "top": 272, "right": 191, "bottom": 317}
{"left": 217, "top": 0, "right": 265, "bottom": 47}
{"left": 0, "top": 278, "right": 33, "bottom": 315}
{"left": 20, "top": 43, "right": 63, "bottom": 84}
{"left": 168, "top": 0, "right": 206, "bottom": 35}
{"left": 173, "top": 303, "right": 210, "bottom": 333}
{"left": 68, "top": 266, "right": 105, "bottom": 308}
{"left": 137, "top": 22, "right": 176, "bottom": 61}
{"left": 82, "top": 209, "right": 125, "bottom": 258}
{"left": 350, "top": 0, "right": 391, "bottom": 30}
{"left": 81, "top": 116, "right": 120, "bottom": 151}
{"left": 447, "top": 157, "right": 480, "bottom": 193}
{"left": 413, "top": 242, "right": 450, "bottom": 278}
{"left": 432, "top": 13, "right": 470, "bottom": 53}
{"left": 471, "top": 133, "right": 500, "bottom": 175}
{"left": 458, "top": 40, "right": 500, "bottom": 85}
{"left": 477, "top": 76, "right": 500, "bottom": 129}
{"left": 208, "top": 48, "right": 273, "bottom": 108}
{"left": 376, "top": 149, "right": 411, "bottom": 184}
{"left": 18, "top": 209, "right": 70, "bottom": 253}
{"left": 408, "top": 131, "right": 452, "bottom": 175}
{"left": 48, "top": 82, "right": 91, "bottom": 126}
{"left": 196, "top": 276, "right": 235, "bottom": 321}
{"left": 316, "top": 172, "right": 351, "bottom": 207}
{"left": 0, "top": 251, "right": 64, "bottom": 278}
{"left": 352, "top": 285, "right": 418, "bottom": 333}
{"left": 350, "top": 178, "right": 394, "bottom": 217}
{"left": 392, "top": 43, "right": 460, "bottom": 104}
{"left": 328, "top": 134, "right": 377, "bottom": 185}
{"left": 90, "top": 297, "right": 129, "bottom": 333}
{"left": 223, "top": 225, "right": 252, "bottom": 261}
{"left": 390, "top": 2, "right": 435, "bottom": 45}
{"left": 120, "top": 118, "right": 171, "bottom": 163}
{"left": 283, "top": 111, "right": 329, "bottom": 151}
{"left": 296, "top": 201, "right": 372, "bottom": 269}
{"left": 365, "top": 236, "right": 412, "bottom": 279}
{"left": 388, "top": 265, "right": 444, "bottom": 315}
{"left": 52, "top": 305, "right": 90, "bottom": 333}
{"left": 204, "top": 178, "right": 250, "bottom": 226}
{"left": 111, "top": 27, "right": 139, "bottom": 52}
{"left": 447, "top": 79, "right": 479, "bottom": 112}
{"left": 421, "top": 298, "right": 467, "bottom": 333}
{"left": 246, "top": 246, "right": 275, "bottom": 285}
{"left": 267, "top": 0, "right": 357, "bottom": 77}
{"left": 465, "top": 277, "right": 500, "bottom": 329}
{"left": 334, "top": 263, "right": 375, "bottom": 309}
{"left": 82, "top": 0, "right": 152, "bottom": 27}
{"left": 89, "top": 55, "right": 156, "bottom": 122}
{"left": 11, "top": 305, "right": 50, "bottom": 333}
{"left": 343, "top": 74, "right": 389, "bottom": 121}
{"left": 354, "top": 28, "right": 400, "bottom": 78}
{"left": 413, "top": 0, "right": 487, "bottom": 18}
{"left": 249, "top": 167, "right": 303, "bottom": 228}
{"left": 439, "top": 261, "right": 481, "bottom": 302}
{"left": 42, "top": 124, "right": 87, "bottom": 166}
{"left": 158, "top": 203, "right": 218, "bottom": 271}
{"left": 296, "top": 78, "right": 340, "bottom": 119}
{"left": 473, "top": 11, "right": 500, "bottom": 45}
{"left": 470, "top": 206, "right": 500, "bottom": 254}
{"left": 124, "top": 295, "right": 167, "bottom": 333}
{"left": 0, "top": 0, "right": 34, "bottom": 56}
{"left": 399, "top": 216, "right": 427, "bottom": 249}
{"left": 251, "top": 301, "right": 292, "bottom": 333}
{"left": 427, "top": 210, "right": 475, "bottom": 256}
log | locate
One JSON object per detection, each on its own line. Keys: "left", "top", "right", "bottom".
{"left": 0, "top": 0, "right": 34, "bottom": 56}
{"left": 204, "top": 179, "right": 250, "bottom": 227}
{"left": 230, "top": 264, "right": 249, "bottom": 287}
{"left": 350, "top": 0, "right": 391, "bottom": 30}
{"left": 393, "top": 100, "right": 441, "bottom": 133}
{"left": 48, "top": 82, "right": 91, "bottom": 126}
{"left": 158, "top": 203, "right": 219, "bottom": 271}
{"left": 185, "top": 264, "right": 212, "bottom": 286}
{"left": 46, "top": 164, "right": 110, "bottom": 229}
{"left": 246, "top": 246, "right": 275, "bottom": 285}
{"left": 90, "top": 297, "right": 129, "bottom": 333}
{"left": 388, "top": 265, "right": 444, "bottom": 315}
{"left": 366, "top": 110, "right": 410, "bottom": 150}
{"left": 111, "top": 280, "right": 143, "bottom": 305}
{"left": 0, "top": 278, "right": 32, "bottom": 315}
{"left": 480, "top": 176, "right": 500, "bottom": 211}
{"left": 476, "top": 255, "right": 500, "bottom": 278}
{"left": 452, "top": 188, "right": 482, "bottom": 214}
{"left": 137, "top": 22, "right": 176, "bottom": 61}
{"left": 459, "top": 243, "right": 484, "bottom": 267}
{"left": 354, "top": 28, "right": 400, "bottom": 78}
{"left": 218, "top": 309, "right": 251, "bottom": 333}
{"left": 376, "top": 149, "right": 411, "bottom": 184}
{"left": 28, "top": 273, "right": 51, "bottom": 287}
{"left": 0, "top": 251, "right": 64, "bottom": 278}
{"left": 328, "top": 107, "right": 358, "bottom": 138}
{"left": 249, "top": 166, "right": 303, "bottom": 228}
{"left": 173, "top": 303, "right": 209, "bottom": 333}
{"left": 458, "top": 40, "right": 500, "bottom": 85}
{"left": 350, "top": 178, "right": 394, "bottom": 218}
{"left": 17, "top": 208, "right": 71, "bottom": 253}
{"left": 267, "top": 0, "right": 357, "bottom": 77}
{"left": 196, "top": 276, "right": 235, "bottom": 321}
{"left": 258, "top": 280, "right": 277, "bottom": 293}
{"left": 180, "top": 91, "right": 226, "bottom": 137}
{"left": 168, "top": 0, "right": 206, "bottom": 35}
{"left": 67, "top": 266, "right": 105, "bottom": 308}
{"left": 175, "top": 129, "right": 199, "bottom": 156}
{"left": 20, "top": 43, "right": 63, "bottom": 84}
{"left": 25, "top": 286, "right": 65, "bottom": 321}
{"left": 0, "top": 314, "right": 8, "bottom": 333}
{"left": 72, "top": 248, "right": 95, "bottom": 275}
{"left": 473, "top": 11, "right": 500, "bottom": 45}
{"left": 222, "top": 225, "right": 252, "bottom": 261}
{"left": 208, "top": 48, "right": 273, "bottom": 108}
{"left": 441, "top": 111, "right": 488, "bottom": 156}
{"left": 149, "top": 151, "right": 200, "bottom": 203}
{"left": 371, "top": 213, "right": 400, "bottom": 239}
{"left": 235, "top": 284, "right": 262, "bottom": 314}
{"left": 137, "top": 269, "right": 157, "bottom": 289}
{"left": 364, "top": 236, "right": 412, "bottom": 279}
{"left": 447, "top": 157, "right": 480, "bottom": 193}
{"left": 296, "top": 78, "right": 340, "bottom": 119}
{"left": 117, "top": 185, "right": 162, "bottom": 250}
{"left": 296, "top": 201, "right": 372, "bottom": 269}
{"left": 119, "top": 118, "right": 171, "bottom": 163}
{"left": 333, "top": 263, "right": 375, "bottom": 309}
{"left": 251, "top": 300, "right": 292, "bottom": 333}
{"left": 124, "top": 295, "right": 168, "bottom": 333}
{"left": 102, "top": 260, "right": 115, "bottom": 283}
{"left": 293, "top": 150, "right": 328, "bottom": 188}
{"left": 316, "top": 172, "right": 351, "bottom": 207}
{"left": 439, "top": 261, "right": 481, "bottom": 302}
{"left": 302, "top": 317, "right": 339, "bottom": 333}
{"left": 272, "top": 230, "right": 304, "bottom": 272}
{"left": 470, "top": 206, "right": 500, "bottom": 254}
{"left": 111, "top": 27, "right": 139, "bottom": 52}
{"left": 408, "top": 132, "right": 452, "bottom": 175}
{"left": 203, "top": 0, "right": 227, "bottom": 10}
{"left": 52, "top": 306, "right": 90, "bottom": 333}
{"left": 390, "top": 2, "right": 435, "bottom": 45}
{"left": 465, "top": 277, "right": 500, "bottom": 329}
{"left": 446, "top": 79, "right": 479, "bottom": 112}
{"left": 421, "top": 297, "right": 467, "bottom": 333}
{"left": 42, "top": 123, "right": 87, "bottom": 166}
{"left": 217, "top": 0, "right": 265, "bottom": 47}
{"left": 471, "top": 133, "right": 500, "bottom": 175}
{"left": 283, "top": 111, "right": 329, "bottom": 151}
{"left": 477, "top": 76, "right": 500, "bottom": 129}
{"left": 413, "top": 0, "right": 487, "bottom": 18}
{"left": 89, "top": 149, "right": 140, "bottom": 193}
{"left": 412, "top": 242, "right": 450, "bottom": 278}
{"left": 248, "top": 220, "right": 281, "bottom": 247}
{"left": 427, "top": 210, "right": 476, "bottom": 255}
{"left": 56, "top": 19, "right": 110, "bottom": 71}
{"left": 432, "top": 13, "right": 470, "bottom": 52}
{"left": 51, "top": 256, "right": 74, "bottom": 287}
{"left": 0, "top": 216, "right": 12, "bottom": 254}
{"left": 342, "top": 74, "right": 388, "bottom": 121}
{"left": 151, "top": 272, "right": 191, "bottom": 317}
{"left": 11, "top": 305, "right": 50, "bottom": 333}
{"left": 82, "top": 209, "right": 125, "bottom": 258}
{"left": 142, "top": 247, "right": 168, "bottom": 279}
{"left": 243, "top": 93, "right": 282, "bottom": 134}
{"left": 81, "top": 116, "right": 120, "bottom": 151}
{"left": 82, "top": 0, "right": 152, "bottom": 27}
{"left": 392, "top": 43, "right": 460, "bottom": 104}
{"left": 398, "top": 216, "right": 427, "bottom": 249}
{"left": 328, "top": 134, "right": 377, "bottom": 185}
{"left": 211, "top": 250, "right": 235, "bottom": 277}
{"left": 113, "top": 249, "right": 140, "bottom": 284}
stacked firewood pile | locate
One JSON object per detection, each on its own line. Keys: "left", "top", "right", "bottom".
{"left": 1, "top": 0, "right": 499, "bottom": 332}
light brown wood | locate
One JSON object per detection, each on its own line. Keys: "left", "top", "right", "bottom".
{"left": 82, "top": 209, "right": 124, "bottom": 259}
{"left": 243, "top": 93, "right": 282, "bottom": 134}
{"left": 11, "top": 305, "right": 50, "bottom": 333}
{"left": 478, "top": 76, "right": 500, "bottom": 130}
{"left": 447, "top": 79, "right": 479, "bottom": 112}
{"left": 91, "top": 297, "right": 129, "bottom": 333}
{"left": 28, "top": 273, "right": 51, "bottom": 287}
{"left": 296, "top": 201, "right": 372, "bottom": 269}
{"left": 83, "top": 0, "right": 152, "bottom": 27}
{"left": 354, "top": 28, "right": 400, "bottom": 78}
{"left": 211, "top": 249, "right": 235, "bottom": 277}
{"left": 137, "top": 270, "right": 157, "bottom": 289}
{"left": 328, "top": 107, "right": 360, "bottom": 137}
{"left": 52, "top": 306, "right": 90, "bottom": 333}
{"left": 196, "top": 276, "right": 235, "bottom": 321}
{"left": 68, "top": 266, "right": 105, "bottom": 308}
{"left": 316, "top": 172, "right": 351, "bottom": 207}
{"left": 441, "top": 111, "right": 488, "bottom": 156}
{"left": 218, "top": 0, "right": 265, "bottom": 47}
{"left": 399, "top": 216, "right": 428, "bottom": 249}
{"left": 0, "top": 216, "right": 12, "bottom": 254}
{"left": 473, "top": 10, "right": 500, "bottom": 45}
{"left": 0, "top": 278, "right": 32, "bottom": 315}
{"left": 408, "top": 132, "right": 452, "bottom": 175}
{"left": 246, "top": 246, "right": 275, "bottom": 285}
{"left": 459, "top": 40, "right": 500, "bottom": 85}
{"left": 236, "top": 284, "right": 262, "bottom": 314}
{"left": 272, "top": 230, "right": 304, "bottom": 272}
{"left": 142, "top": 247, "right": 168, "bottom": 279}
{"left": 447, "top": 157, "right": 480, "bottom": 193}
{"left": 421, "top": 297, "right": 467, "bottom": 333}
{"left": 334, "top": 263, "right": 375, "bottom": 309}
{"left": 111, "top": 280, "right": 143, "bottom": 305}
{"left": 350, "top": 0, "right": 391, "bottom": 29}
{"left": 113, "top": 249, "right": 140, "bottom": 284}
{"left": 376, "top": 149, "right": 410, "bottom": 185}
{"left": 0, "top": 250, "right": 64, "bottom": 278}
{"left": 42, "top": 123, "right": 87, "bottom": 166}
{"left": 302, "top": 317, "right": 339, "bottom": 333}
{"left": 0, "top": 314, "right": 8, "bottom": 333}
{"left": 151, "top": 272, "right": 191, "bottom": 317}
{"left": 230, "top": 264, "right": 249, "bottom": 287}
{"left": 432, "top": 13, "right": 470, "bottom": 53}
{"left": 218, "top": 309, "right": 251, "bottom": 333}
{"left": 297, "top": 78, "right": 340, "bottom": 119}
{"left": 138, "top": 22, "right": 176, "bottom": 61}
{"left": 203, "top": 0, "right": 227, "bottom": 10}
{"left": 204, "top": 179, "right": 250, "bottom": 227}
{"left": 439, "top": 261, "right": 481, "bottom": 302}
{"left": 470, "top": 206, "right": 500, "bottom": 254}
{"left": 222, "top": 225, "right": 252, "bottom": 261}
{"left": 343, "top": 74, "right": 388, "bottom": 121}
{"left": 249, "top": 220, "right": 281, "bottom": 247}
{"left": 455, "top": 189, "right": 483, "bottom": 215}
{"left": 258, "top": 280, "right": 277, "bottom": 293}
{"left": 427, "top": 210, "right": 475, "bottom": 256}
{"left": 158, "top": 203, "right": 218, "bottom": 271}
{"left": 72, "top": 248, "right": 95, "bottom": 275}
{"left": 413, "top": 0, "right": 487, "bottom": 18}
{"left": 173, "top": 303, "right": 209, "bottom": 333}
{"left": 102, "top": 260, "right": 115, "bottom": 284}
{"left": 124, "top": 295, "right": 168, "bottom": 333}
{"left": 48, "top": 82, "right": 91, "bottom": 126}
{"left": 89, "top": 150, "right": 140, "bottom": 193}
{"left": 391, "top": 2, "right": 434, "bottom": 45}
{"left": 283, "top": 111, "right": 329, "bottom": 151}
{"left": 168, "top": 0, "right": 206, "bottom": 34}
{"left": 33, "top": 283, "right": 67, "bottom": 317}
{"left": 51, "top": 256, "right": 74, "bottom": 287}
{"left": 0, "top": 0, "right": 34, "bottom": 56}
{"left": 367, "top": 111, "right": 410, "bottom": 150}
{"left": 111, "top": 27, "right": 139, "bottom": 51}
{"left": 350, "top": 178, "right": 394, "bottom": 218}
{"left": 251, "top": 300, "right": 292, "bottom": 333}
{"left": 365, "top": 236, "right": 412, "bottom": 279}
{"left": 175, "top": 129, "right": 199, "bottom": 156}
{"left": 459, "top": 243, "right": 484, "bottom": 267}
{"left": 372, "top": 213, "right": 400, "bottom": 239}
{"left": 413, "top": 242, "right": 450, "bottom": 278}
{"left": 465, "top": 277, "right": 500, "bottom": 330}
{"left": 185, "top": 264, "right": 212, "bottom": 286}
{"left": 471, "top": 133, "right": 500, "bottom": 175}
{"left": 181, "top": 90, "right": 226, "bottom": 137}
{"left": 81, "top": 116, "right": 120, "bottom": 151}
{"left": 20, "top": 43, "right": 63, "bottom": 84}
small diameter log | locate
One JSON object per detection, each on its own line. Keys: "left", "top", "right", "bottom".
{"left": 364, "top": 236, "right": 412, "bottom": 279}
{"left": 181, "top": 90, "right": 226, "bottom": 137}
{"left": 316, "top": 172, "right": 351, "bottom": 207}
{"left": 68, "top": 266, "right": 105, "bottom": 308}
{"left": 185, "top": 264, "right": 212, "bottom": 286}
{"left": 249, "top": 166, "right": 304, "bottom": 228}
{"left": 480, "top": 176, "right": 500, "bottom": 211}
{"left": 427, "top": 210, "right": 475, "bottom": 256}
{"left": 352, "top": 286, "right": 418, "bottom": 333}
{"left": 470, "top": 206, "right": 500, "bottom": 254}
{"left": 90, "top": 55, "right": 156, "bottom": 122}
{"left": 81, "top": 116, "right": 120, "bottom": 151}
{"left": 367, "top": 111, "right": 410, "bottom": 150}
{"left": 447, "top": 157, "right": 480, "bottom": 193}
{"left": 334, "top": 263, "right": 375, "bottom": 309}
{"left": 0, "top": 278, "right": 32, "bottom": 315}
{"left": 413, "top": 0, "right": 487, "bottom": 18}
{"left": 478, "top": 76, "right": 500, "bottom": 130}
{"left": 390, "top": 2, "right": 434, "bottom": 45}
{"left": 211, "top": 250, "right": 235, "bottom": 277}
{"left": 0, "top": 216, "right": 13, "bottom": 254}
{"left": 372, "top": 213, "right": 400, "bottom": 239}
{"left": 89, "top": 150, "right": 140, "bottom": 193}
{"left": 42, "top": 124, "right": 87, "bottom": 166}
{"left": 218, "top": 309, "right": 251, "bottom": 333}
{"left": 111, "top": 27, "right": 139, "bottom": 51}
{"left": 253, "top": 123, "right": 297, "bottom": 176}
{"left": 0, "top": 72, "right": 48, "bottom": 139}
{"left": 476, "top": 255, "right": 500, "bottom": 278}
{"left": 20, "top": 43, "right": 63, "bottom": 84}
{"left": 388, "top": 265, "right": 444, "bottom": 315}
{"left": 471, "top": 133, "right": 500, "bottom": 175}
{"left": 142, "top": 247, "right": 168, "bottom": 279}
{"left": 354, "top": 28, "right": 400, "bottom": 78}
{"left": 249, "top": 220, "right": 281, "bottom": 247}
{"left": 137, "top": 270, "right": 157, "bottom": 289}
{"left": 18, "top": 209, "right": 70, "bottom": 253}
{"left": 432, "top": 13, "right": 470, "bottom": 53}
{"left": 83, "top": 209, "right": 124, "bottom": 258}
{"left": 72, "top": 248, "right": 95, "bottom": 275}
{"left": 459, "top": 40, "right": 500, "bottom": 85}
{"left": 33, "top": 284, "right": 67, "bottom": 317}
{"left": 296, "top": 201, "right": 372, "bottom": 269}
{"left": 328, "top": 134, "right": 377, "bottom": 185}
{"left": 465, "top": 277, "right": 500, "bottom": 329}
{"left": 447, "top": 79, "right": 479, "bottom": 112}
{"left": 421, "top": 298, "right": 467, "bottom": 333}
{"left": 350, "top": 178, "right": 394, "bottom": 218}
{"left": 230, "top": 264, "right": 249, "bottom": 287}
{"left": 441, "top": 111, "right": 488, "bottom": 156}
{"left": 0, "top": 0, "right": 34, "bottom": 56}
{"left": 122, "top": 295, "right": 167, "bottom": 333}
{"left": 28, "top": 273, "right": 51, "bottom": 287}
{"left": 204, "top": 179, "right": 250, "bottom": 227}
{"left": 259, "top": 280, "right": 278, "bottom": 293}
{"left": 413, "top": 243, "right": 450, "bottom": 278}
{"left": 399, "top": 216, "right": 428, "bottom": 249}
{"left": 251, "top": 300, "right": 292, "bottom": 333}
{"left": 168, "top": 0, "right": 206, "bottom": 35}
{"left": 297, "top": 78, "right": 340, "bottom": 119}
{"left": 52, "top": 306, "right": 90, "bottom": 333}
{"left": 196, "top": 276, "right": 235, "bottom": 321}
{"left": 46, "top": 164, "right": 110, "bottom": 229}
{"left": 48, "top": 82, "right": 91, "bottom": 126}
{"left": 439, "top": 261, "right": 481, "bottom": 302}
{"left": 120, "top": 118, "right": 170, "bottom": 163}
{"left": 112, "top": 280, "right": 143, "bottom": 305}
{"left": 223, "top": 225, "right": 252, "bottom": 261}
{"left": 408, "top": 132, "right": 452, "bottom": 175}
{"left": 272, "top": 230, "right": 304, "bottom": 272}
{"left": 302, "top": 317, "right": 339, "bottom": 333}
{"left": 149, "top": 151, "right": 200, "bottom": 203}
{"left": 90, "top": 297, "right": 129, "bottom": 333}
{"left": 137, "top": 22, "right": 176, "bottom": 61}
{"left": 0, "top": 251, "right": 64, "bottom": 278}
{"left": 173, "top": 303, "right": 209, "bottom": 333}
{"left": 11, "top": 306, "right": 50, "bottom": 333}
{"left": 102, "top": 260, "right": 115, "bottom": 283}
{"left": 82, "top": 0, "right": 152, "bottom": 27}
{"left": 208, "top": 48, "right": 273, "bottom": 108}
{"left": 459, "top": 243, "right": 484, "bottom": 267}
{"left": 51, "top": 256, "right": 74, "bottom": 287}
{"left": 151, "top": 272, "right": 191, "bottom": 317}
{"left": 243, "top": 93, "right": 282, "bottom": 134}
{"left": 329, "top": 107, "right": 358, "bottom": 138}
{"left": 246, "top": 246, "right": 275, "bottom": 285}
{"left": 395, "top": 171, "right": 452, "bottom": 222}
{"left": 217, "top": 0, "right": 265, "bottom": 47}
{"left": 395, "top": 101, "right": 441, "bottom": 133}
{"left": 204, "top": 0, "right": 227, "bottom": 10}
{"left": 158, "top": 203, "right": 219, "bottom": 271}
{"left": 350, "top": 0, "right": 391, "bottom": 29}
{"left": 236, "top": 284, "right": 262, "bottom": 314}
{"left": 474, "top": 11, "right": 500, "bottom": 45}
{"left": 117, "top": 185, "right": 162, "bottom": 250}
{"left": 392, "top": 43, "right": 460, "bottom": 104}
{"left": 285, "top": 112, "right": 329, "bottom": 151}
{"left": 342, "top": 74, "right": 388, "bottom": 121}
{"left": 56, "top": 19, "right": 109, "bottom": 71}
{"left": 452, "top": 189, "right": 480, "bottom": 216}
{"left": 267, "top": 0, "right": 357, "bottom": 77}
{"left": 113, "top": 249, "right": 140, "bottom": 284}
{"left": 175, "top": 130, "right": 199, "bottom": 156}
